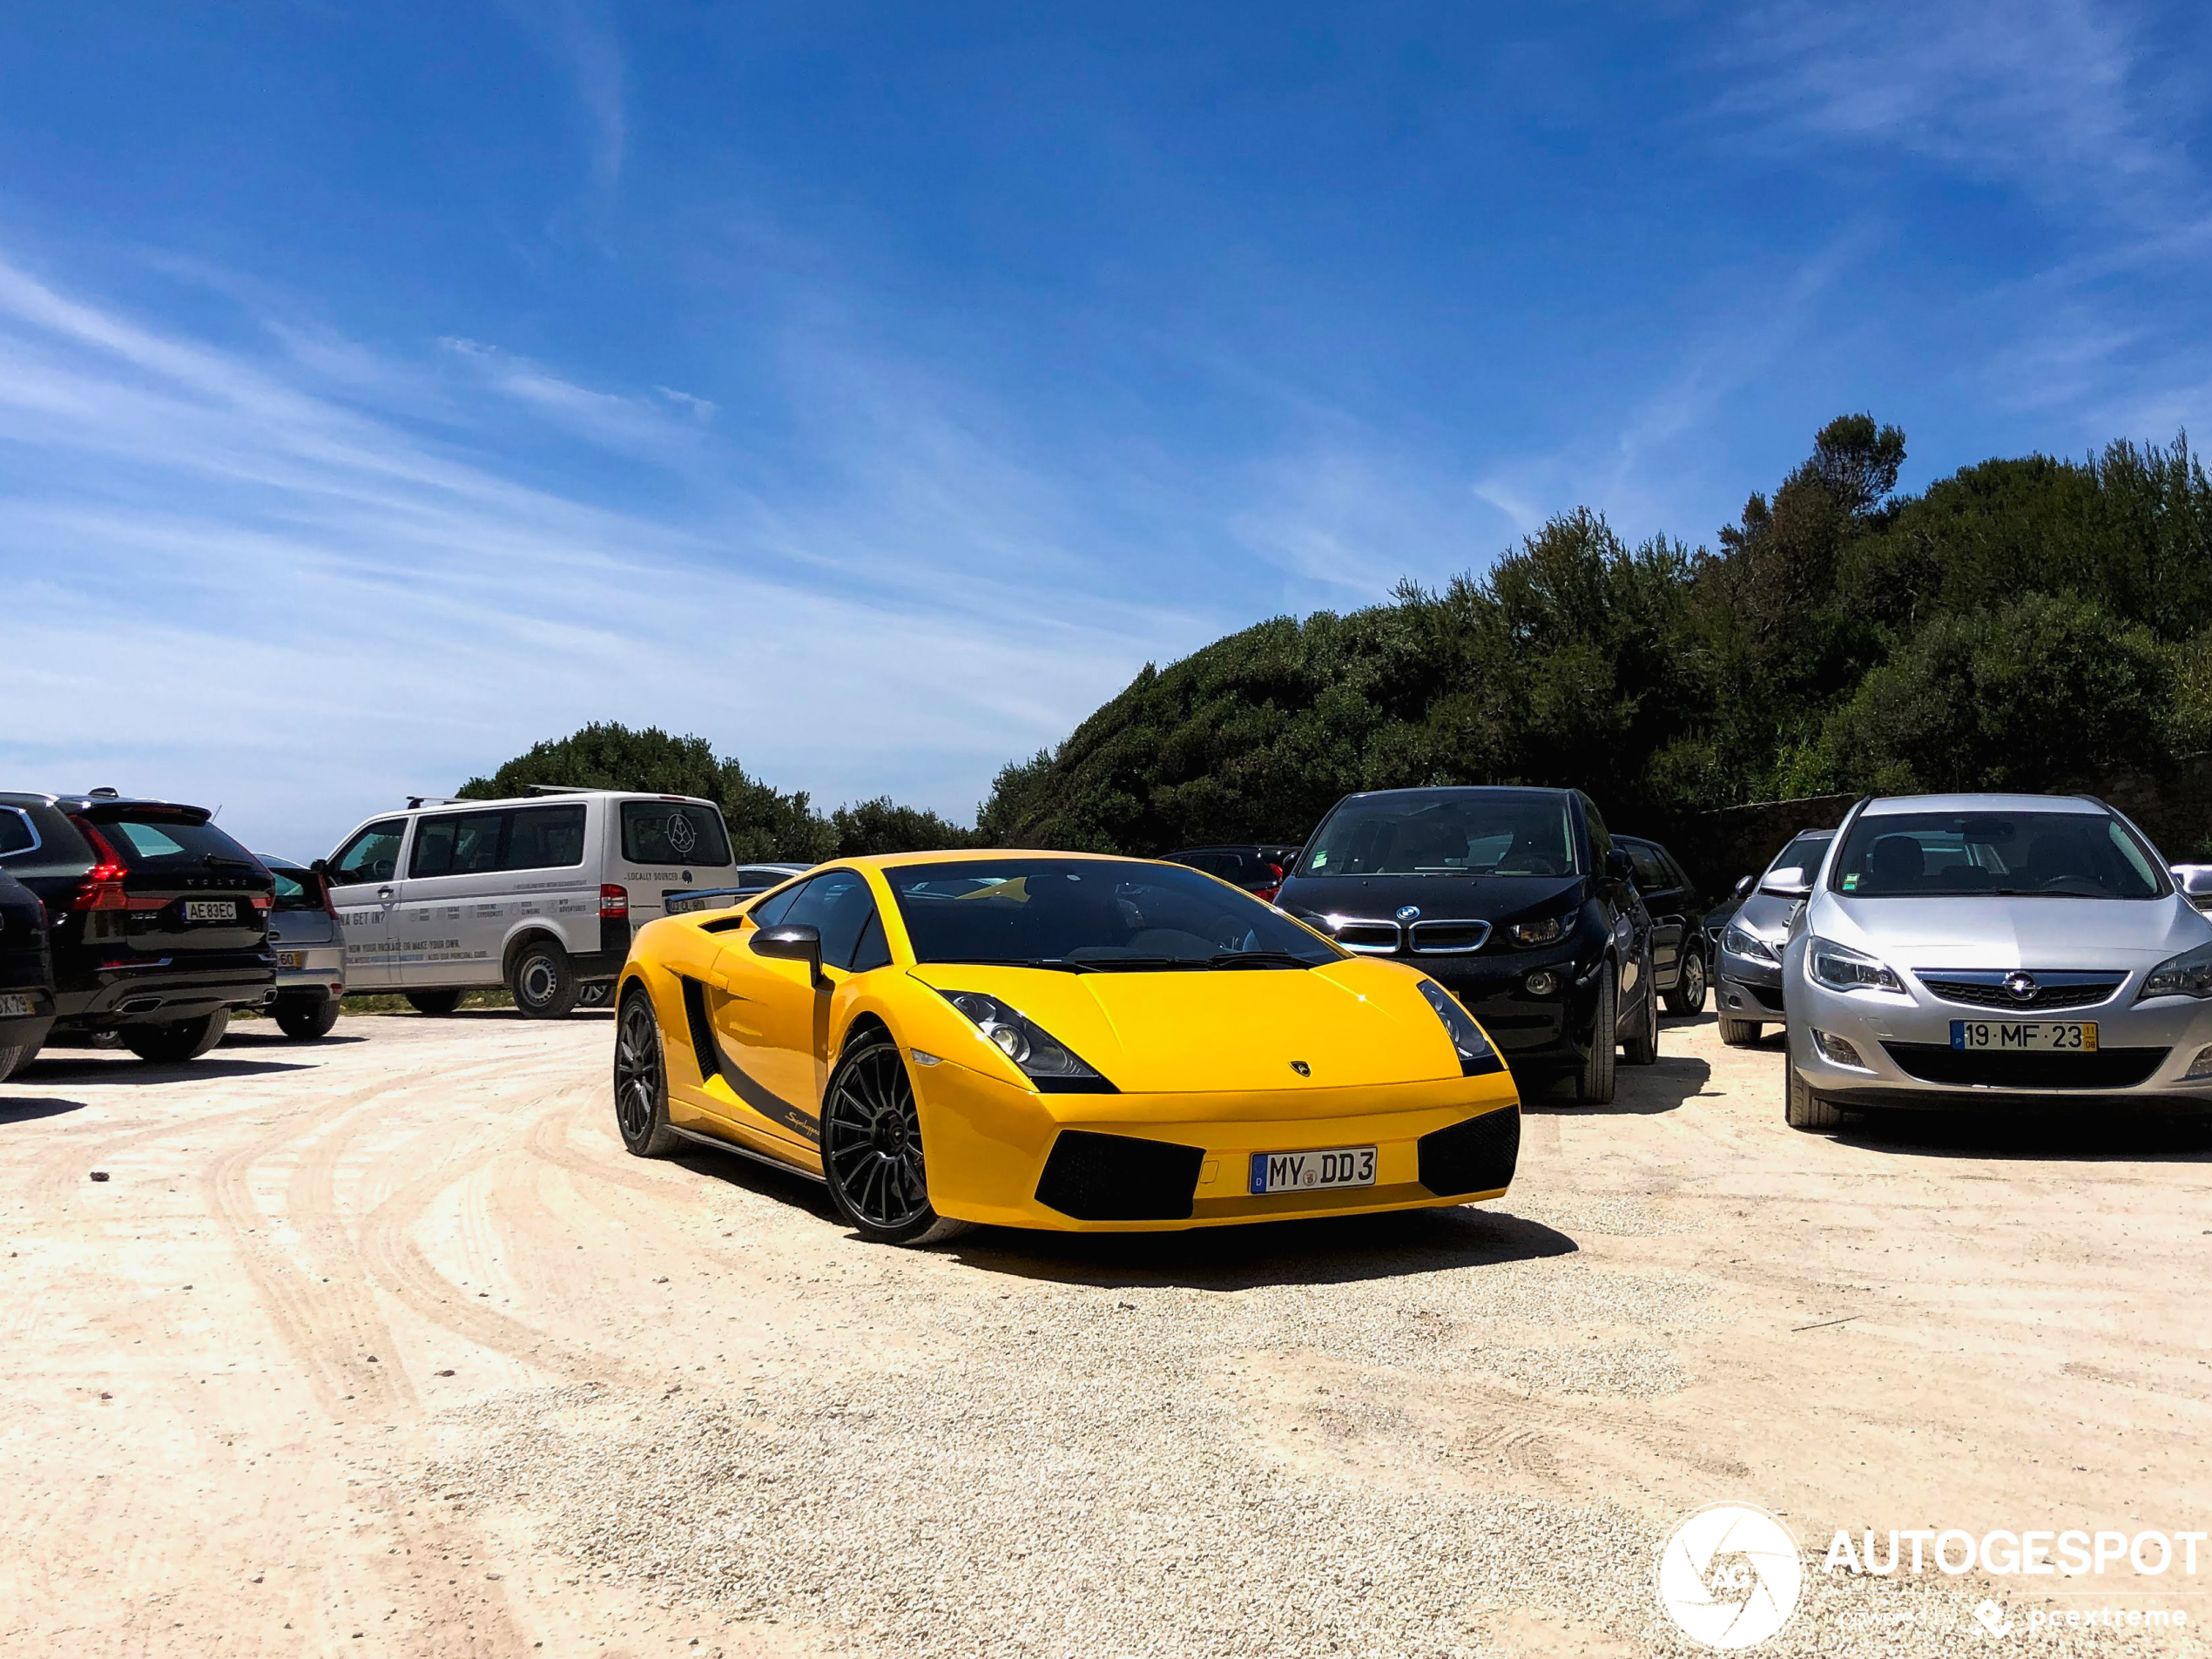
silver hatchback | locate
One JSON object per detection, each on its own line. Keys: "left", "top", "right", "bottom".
{"left": 1782, "top": 794, "right": 2212, "bottom": 1127}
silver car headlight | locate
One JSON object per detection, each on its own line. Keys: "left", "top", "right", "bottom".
{"left": 2139, "top": 941, "right": 2212, "bottom": 1001}
{"left": 1722, "top": 924, "right": 1779, "bottom": 966}
{"left": 1418, "top": 980, "right": 1498, "bottom": 1076}
{"left": 1806, "top": 936, "right": 1903, "bottom": 994}
{"left": 938, "top": 990, "right": 1112, "bottom": 1091}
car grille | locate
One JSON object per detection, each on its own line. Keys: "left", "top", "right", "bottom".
{"left": 1417, "top": 1108, "right": 1521, "bottom": 1197}
{"left": 1914, "top": 971, "right": 2121, "bottom": 1011}
{"left": 1408, "top": 920, "right": 1489, "bottom": 953}
{"left": 1881, "top": 1043, "right": 2168, "bottom": 1089}
{"left": 1332, "top": 921, "right": 1402, "bottom": 954}
{"left": 1035, "top": 1130, "right": 1204, "bottom": 1221}
{"left": 1744, "top": 984, "right": 1784, "bottom": 1012}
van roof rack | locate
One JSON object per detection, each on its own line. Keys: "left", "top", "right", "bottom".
{"left": 525, "top": 784, "right": 590, "bottom": 795}
{"left": 405, "top": 795, "right": 463, "bottom": 809}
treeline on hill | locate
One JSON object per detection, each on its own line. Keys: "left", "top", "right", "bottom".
{"left": 455, "top": 725, "right": 973, "bottom": 863}
{"left": 979, "top": 416, "right": 2212, "bottom": 853}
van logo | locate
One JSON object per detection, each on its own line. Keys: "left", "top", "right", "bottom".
{"left": 1289, "top": 1061, "right": 1311, "bottom": 1076}
{"left": 666, "top": 814, "right": 697, "bottom": 856}
{"left": 1396, "top": 905, "right": 1420, "bottom": 922}
{"left": 682, "top": 870, "right": 693, "bottom": 883}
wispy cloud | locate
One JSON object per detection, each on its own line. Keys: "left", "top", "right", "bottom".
{"left": 0, "top": 252, "right": 1200, "bottom": 854}
{"left": 499, "top": 0, "right": 628, "bottom": 193}
{"left": 1718, "top": 0, "right": 2186, "bottom": 216}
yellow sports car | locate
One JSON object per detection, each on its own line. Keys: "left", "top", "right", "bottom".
{"left": 611, "top": 851, "right": 1520, "bottom": 1243}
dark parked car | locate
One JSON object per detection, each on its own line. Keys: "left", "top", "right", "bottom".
{"left": 1164, "top": 846, "right": 1295, "bottom": 902}
{"left": 0, "top": 865, "right": 56, "bottom": 1080}
{"left": 1615, "top": 835, "right": 1710, "bottom": 1015}
{"left": 0, "top": 791, "right": 277, "bottom": 1064}
{"left": 1713, "top": 827, "right": 1835, "bottom": 1047}
{"left": 1276, "top": 786, "right": 1656, "bottom": 1104}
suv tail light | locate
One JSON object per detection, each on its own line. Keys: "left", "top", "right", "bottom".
{"left": 67, "top": 819, "right": 131, "bottom": 911}
{"left": 600, "top": 883, "right": 630, "bottom": 920}
{"left": 1253, "top": 862, "right": 1285, "bottom": 905}
{"left": 320, "top": 875, "right": 341, "bottom": 923}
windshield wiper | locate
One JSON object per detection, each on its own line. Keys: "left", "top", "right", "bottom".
{"left": 936, "top": 956, "right": 1098, "bottom": 973}
{"left": 1209, "top": 951, "right": 1315, "bottom": 969}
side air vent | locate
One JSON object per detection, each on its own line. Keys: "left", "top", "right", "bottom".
{"left": 678, "top": 975, "right": 722, "bottom": 1082}
{"left": 1035, "top": 1130, "right": 1204, "bottom": 1222}
{"left": 1416, "top": 1108, "right": 1521, "bottom": 1197}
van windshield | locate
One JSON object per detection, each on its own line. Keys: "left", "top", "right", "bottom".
{"left": 1830, "top": 812, "right": 2165, "bottom": 900}
{"left": 1300, "top": 792, "right": 1577, "bottom": 878}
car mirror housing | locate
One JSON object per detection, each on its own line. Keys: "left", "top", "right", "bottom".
{"left": 1759, "top": 865, "right": 1811, "bottom": 899}
{"left": 751, "top": 921, "right": 826, "bottom": 986}
{"left": 1732, "top": 873, "right": 1755, "bottom": 896}
{"left": 2172, "top": 864, "right": 2212, "bottom": 906}
{"left": 1603, "top": 848, "right": 1635, "bottom": 883}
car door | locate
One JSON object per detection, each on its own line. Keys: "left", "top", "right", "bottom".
{"left": 703, "top": 869, "right": 889, "bottom": 1150}
{"left": 325, "top": 817, "right": 409, "bottom": 990}
{"left": 1576, "top": 794, "right": 1649, "bottom": 1030}
{"left": 396, "top": 807, "right": 512, "bottom": 988}
{"left": 1625, "top": 841, "right": 1686, "bottom": 991}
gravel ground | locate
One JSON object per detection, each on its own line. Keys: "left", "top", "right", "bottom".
{"left": 5, "top": 1009, "right": 2209, "bottom": 1657}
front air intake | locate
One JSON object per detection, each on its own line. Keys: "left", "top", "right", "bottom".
{"left": 1035, "top": 1130, "right": 1204, "bottom": 1222}
{"left": 1417, "top": 1108, "right": 1521, "bottom": 1197}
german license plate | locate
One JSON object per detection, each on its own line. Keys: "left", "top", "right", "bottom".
{"left": 0, "top": 993, "right": 29, "bottom": 1017}
{"left": 1249, "top": 1145, "right": 1377, "bottom": 1195}
{"left": 277, "top": 951, "right": 304, "bottom": 969}
{"left": 184, "top": 900, "right": 237, "bottom": 922}
{"left": 1952, "top": 1020, "right": 2097, "bottom": 1053}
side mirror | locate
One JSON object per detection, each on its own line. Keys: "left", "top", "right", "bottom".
{"left": 1732, "top": 873, "right": 1755, "bottom": 897}
{"left": 2173, "top": 865, "right": 2212, "bottom": 907}
{"left": 1603, "top": 848, "right": 1635, "bottom": 884}
{"left": 752, "top": 921, "right": 825, "bottom": 985}
{"left": 1760, "top": 866, "right": 1812, "bottom": 899}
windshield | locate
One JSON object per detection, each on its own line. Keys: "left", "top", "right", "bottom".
{"left": 1831, "top": 811, "right": 2165, "bottom": 900}
{"left": 1299, "top": 791, "right": 1577, "bottom": 878}
{"left": 884, "top": 859, "right": 1342, "bottom": 968}
{"left": 1765, "top": 833, "right": 1832, "bottom": 883}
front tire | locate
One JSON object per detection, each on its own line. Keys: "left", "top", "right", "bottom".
{"left": 1664, "top": 950, "right": 1708, "bottom": 1015}
{"left": 1622, "top": 949, "right": 1659, "bottom": 1066}
{"left": 0, "top": 1042, "right": 32, "bottom": 1081}
{"left": 1573, "top": 963, "right": 1618, "bottom": 1104}
{"left": 613, "top": 986, "right": 679, "bottom": 1157}
{"left": 1785, "top": 1054, "right": 1844, "bottom": 1130}
{"left": 273, "top": 994, "right": 341, "bottom": 1040}
{"left": 120, "top": 1010, "right": 229, "bottom": 1064}
{"left": 509, "top": 940, "right": 578, "bottom": 1018}
{"left": 821, "top": 1032, "right": 970, "bottom": 1244}
{"left": 1718, "top": 1014, "right": 1764, "bottom": 1046}
{"left": 405, "top": 989, "right": 464, "bottom": 1016}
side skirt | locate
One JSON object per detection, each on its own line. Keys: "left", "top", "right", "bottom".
{"left": 669, "top": 1123, "right": 826, "bottom": 1185}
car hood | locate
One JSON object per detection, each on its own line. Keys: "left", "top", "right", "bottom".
{"left": 1277, "top": 873, "right": 1585, "bottom": 926}
{"left": 907, "top": 957, "right": 1460, "bottom": 1093}
{"left": 1808, "top": 894, "right": 2212, "bottom": 971}
{"left": 1728, "top": 891, "right": 1804, "bottom": 944}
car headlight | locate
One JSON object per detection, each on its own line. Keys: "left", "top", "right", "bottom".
{"left": 939, "top": 989, "right": 1113, "bottom": 1091}
{"left": 1507, "top": 911, "right": 1575, "bottom": 948}
{"left": 1806, "top": 936, "right": 1902, "bottom": 994}
{"left": 2139, "top": 940, "right": 2212, "bottom": 1001}
{"left": 1418, "top": 979, "right": 1498, "bottom": 1076}
{"left": 1722, "top": 924, "right": 1779, "bottom": 967}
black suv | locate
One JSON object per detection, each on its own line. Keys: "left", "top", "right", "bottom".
{"left": 0, "top": 792, "right": 278, "bottom": 1064}
{"left": 0, "top": 865, "right": 55, "bottom": 1079}
{"left": 1276, "top": 786, "right": 1656, "bottom": 1104}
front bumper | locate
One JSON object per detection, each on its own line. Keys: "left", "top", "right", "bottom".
{"left": 1717, "top": 946, "right": 1785, "bottom": 1021}
{"left": 1406, "top": 953, "right": 1599, "bottom": 1066}
{"left": 1788, "top": 965, "right": 2212, "bottom": 1115}
{"left": 913, "top": 1055, "right": 1522, "bottom": 1231}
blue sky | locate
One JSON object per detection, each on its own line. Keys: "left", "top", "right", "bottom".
{"left": 2, "top": 2, "right": 2209, "bottom": 859}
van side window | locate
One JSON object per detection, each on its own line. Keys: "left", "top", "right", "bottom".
{"left": 331, "top": 819, "right": 408, "bottom": 885}
{"left": 503, "top": 805, "right": 586, "bottom": 872}
{"left": 410, "top": 812, "right": 506, "bottom": 878}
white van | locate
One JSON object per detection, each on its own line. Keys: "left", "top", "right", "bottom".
{"left": 320, "top": 790, "right": 739, "bottom": 1016}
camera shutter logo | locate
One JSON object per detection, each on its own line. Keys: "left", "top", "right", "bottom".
{"left": 1656, "top": 1502, "right": 1804, "bottom": 1649}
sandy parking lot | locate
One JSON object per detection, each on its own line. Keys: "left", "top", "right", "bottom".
{"left": 3, "top": 1009, "right": 2209, "bottom": 1657}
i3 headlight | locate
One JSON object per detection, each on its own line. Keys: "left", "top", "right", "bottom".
{"left": 1806, "top": 936, "right": 1903, "bottom": 995}
{"left": 1418, "top": 979, "right": 1499, "bottom": 1076}
{"left": 2139, "top": 940, "right": 2212, "bottom": 1001}
{"left": 1507, "top": 912, "right": 1575, "bottom": 949}
{"left": 1722, "top": 924, "right": 1779, "bottom": 967}
{"left": 938, "top": 989, "right": 1113, "bottom": 1092}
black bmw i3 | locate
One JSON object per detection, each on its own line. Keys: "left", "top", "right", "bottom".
{"left": 1276, "top": 786, "right": 1657, "bottom": 1103}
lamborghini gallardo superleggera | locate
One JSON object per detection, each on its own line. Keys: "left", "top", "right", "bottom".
{"left": 611, "top": 852, "right": 1521, "bottom": 1244}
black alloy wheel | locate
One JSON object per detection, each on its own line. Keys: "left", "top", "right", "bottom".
{"left": 821, "top": 1033, "right": 969, "bottom": 1245}
{"left": 613, "top": 986, "right": 678, "bottom": 1157}
{"left": 1664, "top": 948, "right": 1708, "bottom": 1016}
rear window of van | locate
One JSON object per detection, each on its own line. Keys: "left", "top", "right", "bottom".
{"left": 622, "top": 801, "right": 731, "bottom": 866}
